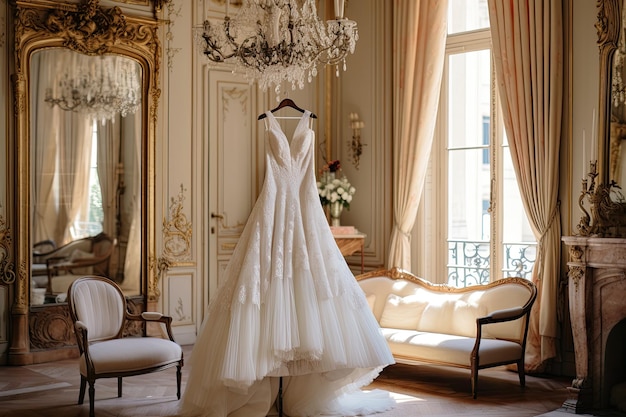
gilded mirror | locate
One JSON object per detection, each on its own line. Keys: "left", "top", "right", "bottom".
{"left": 8, "top": 0, "right": 160, "bottom": 363}
{"left": 578, "top": 0, "right": 626, "bottom": 237}
{"left": 29, "top": 48, "right": 144, "bottom": 305}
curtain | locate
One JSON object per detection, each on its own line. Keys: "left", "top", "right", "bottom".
{"left": 488, "top": 0, "right": 563, "bottom": 371}
{"left": 59, "top": 108, "right": 93, "bottom": 244}
{"left": 122, "top": 107, "right": 142, "bottom": 294}
{"left": 31, "top": 50, "right": 92, "bottom": 246}
{"left": 31, "top": 52, "right": 62, "bottom": 245}
{"left": 387, "top": 0, "right": 448, "bottom": 270}
{"left": 97, "top": 117, "right": 121, "bottom": 238}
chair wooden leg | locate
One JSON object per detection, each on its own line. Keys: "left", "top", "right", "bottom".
{"left": 471, "top": 367, "right": 479, "bottom": 399}
{"left": 176, "top": 365, "right": 182, "bottom": 400}
{"left": 88, "top": 381, "right": 95, "bottom": 417}
{"left": 118, "top": 376, "right": 122, "bottom": 397}
{"left": 78, "top": 376, "right": 86, "bottom": 404}
{"left": 517, "top": 359, "right": 526, "bottom": 387}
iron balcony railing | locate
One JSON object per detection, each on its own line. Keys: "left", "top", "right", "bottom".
{"left": 447, "top": 239, "right": 536, "bottom": 287}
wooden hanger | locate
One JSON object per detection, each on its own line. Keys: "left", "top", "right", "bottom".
{"left": 258, "top": 98, "right": 318, "bottom": 120}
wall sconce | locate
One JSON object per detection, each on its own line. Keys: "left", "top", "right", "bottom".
{"left": 348, "top": 112, "right": 365, "bottom": 169}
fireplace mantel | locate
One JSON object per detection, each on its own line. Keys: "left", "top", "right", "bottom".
{"left": 562, "top": 236, "right": 626, "bottom": 413}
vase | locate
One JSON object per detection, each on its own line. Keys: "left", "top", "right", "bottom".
{"left": 329, "top": 201, "right": 343, "bottom": 227}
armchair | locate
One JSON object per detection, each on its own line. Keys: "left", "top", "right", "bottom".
{"left": 67, "top": 276, "right": 183, "bottom": 417}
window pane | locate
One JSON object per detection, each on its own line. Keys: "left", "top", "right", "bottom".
{"left": 448, "top": 148, "right": 490, "bottom": 241}
{"left": 448, "top": 49, "right": 491, "bottom": 148}
{"left": 448, "top": 0, "right": 490, "bottom": 34}
{"left": 448, "top": 147, "right": 491, "bottom": 286}
{"left": 502, "top": 145, "right": 536, "bottom": 279}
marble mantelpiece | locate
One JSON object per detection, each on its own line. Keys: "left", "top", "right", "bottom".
{"left": 562, "top": 236, "right": 626, "bottom": 413}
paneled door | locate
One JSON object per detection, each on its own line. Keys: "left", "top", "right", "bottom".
{"left": 206, "top": 69, "right": 265, "bottom": 310}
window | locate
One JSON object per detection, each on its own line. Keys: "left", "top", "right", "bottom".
{"left": 420, "top": 1, "right": 536, "bottom": 287}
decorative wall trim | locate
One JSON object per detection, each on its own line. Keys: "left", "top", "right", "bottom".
{"left": 164, "top": 0, "right": 181, "bottom": 71}
{"left": 162, "top": 184, "right": 192, "bottom": 262}
{"left": 0, "top": 214, "right": 15, "bottom": 285}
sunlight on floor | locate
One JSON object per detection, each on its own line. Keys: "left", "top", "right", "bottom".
{"left": 389, "top": 391, "right": 425, "bottom": 404}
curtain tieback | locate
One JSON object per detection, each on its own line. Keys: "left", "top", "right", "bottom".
{"left": 394, "top": 223, "right": 412, "bottom": 240}
{"left": 534, "top": 200, "right": 561, "bottom": 282}
{"left": 538, "top": 200, "right": 561, "bottom": 245}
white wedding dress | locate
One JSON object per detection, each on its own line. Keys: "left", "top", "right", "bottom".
{"left": 178, "top": 111, "right": 395, "bottom": 417}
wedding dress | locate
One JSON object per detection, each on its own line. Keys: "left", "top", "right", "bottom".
{"left": 178, "top": 110, "right": 395, "bottom": 417}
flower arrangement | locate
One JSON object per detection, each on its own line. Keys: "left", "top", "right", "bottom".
{"left": 317, "top": 160, "right": 356, "bottom": 209}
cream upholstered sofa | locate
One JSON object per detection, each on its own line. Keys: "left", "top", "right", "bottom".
{"left": 356, "top": 267, "right": 537, "bottom": 398}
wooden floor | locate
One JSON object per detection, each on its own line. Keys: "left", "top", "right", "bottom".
{"left": 0, "top": 344, "right": 622, "bottom": 417}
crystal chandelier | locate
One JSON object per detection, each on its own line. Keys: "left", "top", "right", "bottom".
{"left": 198, "top": 0, "right": 358, "bottom": 94}
{"left": 45, "top": 52, "right": 141, "bottom": 124}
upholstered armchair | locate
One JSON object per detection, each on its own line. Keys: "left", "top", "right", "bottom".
{"left": 67, "top": 276, "right": 183, "bottom": 417}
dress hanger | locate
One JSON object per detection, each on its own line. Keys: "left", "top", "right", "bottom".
{"left": 258, "top": 98, "right": 318, "bottom": 120}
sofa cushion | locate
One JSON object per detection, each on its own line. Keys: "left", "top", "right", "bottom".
{"left": 380, "top": 294, "right": 427, "bottom": 330}
{"left": 417, "top": 296, "right": 456, "bottom": 334}
{"left": 450, "top": 300, "right": 488, "bottom": 338}
{"left": 381, "top": 328, "right": 522, "bottom": 367}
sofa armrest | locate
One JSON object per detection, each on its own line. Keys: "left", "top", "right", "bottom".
{"left": 481, "top": 306, "right": 525, "bottom": 323}
{"left": 474, "top": 306, "right": 528, "bottom": 343}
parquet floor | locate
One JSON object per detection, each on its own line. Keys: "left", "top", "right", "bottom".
{"left": 0, "top": 344, "right": 622, "bottom": 417}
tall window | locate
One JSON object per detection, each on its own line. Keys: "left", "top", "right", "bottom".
{"left": 421, "top": 0, "right": 536, "bottom": 287}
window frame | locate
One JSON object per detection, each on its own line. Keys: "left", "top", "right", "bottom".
{"left": 419, "top": 27, "right": 527, "bottom": 286}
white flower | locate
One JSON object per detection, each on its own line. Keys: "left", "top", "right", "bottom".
{"left": 317, "top": 171, "right": 356, "bottom": 209}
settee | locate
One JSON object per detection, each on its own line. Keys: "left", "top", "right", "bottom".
{"left": 31, "top": 233, "right": 116, "bottom": 299}
{"left": 356, "top": 267, "right": 537, "bottom": 398}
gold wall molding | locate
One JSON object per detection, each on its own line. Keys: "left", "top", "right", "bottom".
{"left": 0, "top": 214, "right": 15, "bottom": 285}
{"left": 162, "top": 184, "right": 192, "bottom": 262}
{"left": 164, "top": 0, "right": 181, "bottom": 71}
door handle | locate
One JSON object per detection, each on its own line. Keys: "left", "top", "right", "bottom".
{"left": 211, "top": 212, "right": 224, "bottom": 219}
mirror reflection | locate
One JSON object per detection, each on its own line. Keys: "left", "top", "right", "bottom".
{"left": 29, "top": 48, "right": 143, "bottom": 305}
{"left": 610, "top": 0, "right": 626, "bottom": 193}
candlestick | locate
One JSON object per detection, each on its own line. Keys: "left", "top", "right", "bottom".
{"left": 591, "top": 108, "right": 596, "bottom": 161}
{"left": 334, "top": 0, "right": 345, "bottom": 18}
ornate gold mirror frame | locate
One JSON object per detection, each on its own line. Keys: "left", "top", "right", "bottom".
{"left": 8, "top": 0, "right": 160, "bottom": 364}
{"left": 578, "top": 0, "right": 626, "bottom": 237}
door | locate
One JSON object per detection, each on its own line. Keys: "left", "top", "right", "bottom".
{"left": 206, "top": 69, "right": 265, "bottom": 313}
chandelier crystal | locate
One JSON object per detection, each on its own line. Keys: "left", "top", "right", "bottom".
{"left": 45, "top": 52, "right": 141, "bottom": 124}
{"left": 198, "top": 0, "right": 358, "bottom": 94}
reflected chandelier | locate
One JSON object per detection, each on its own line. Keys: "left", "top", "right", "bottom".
{"left": 45, "top": 53, "right": 141, "bottom": 124}
{"left": 198, "top": 0, "right": 358, "bottom": 93}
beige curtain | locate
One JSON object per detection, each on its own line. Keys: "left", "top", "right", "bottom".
{"left": 60, "top": 112, "right": 93, "bottom": 243}
{"left": 97, "top": 117, "right": 121, "bottom": 238}
{"left": 31, "top": 50, "right": 92, "bottom": 246}
{"left": 122, "top": 107, "right": 142, "bottom": 294}
{"left": 31, "top": 52, "right": 62, "bottom": 245}
{"left": 488, "top": 0, "right": 563, "bottom": 371}
{"left": 388, "top": 0, "right": 448, "bottom": 270}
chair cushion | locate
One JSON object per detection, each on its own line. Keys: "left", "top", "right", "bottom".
{"left": 80, "top": 337, "right": 182, "bottom": 376}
